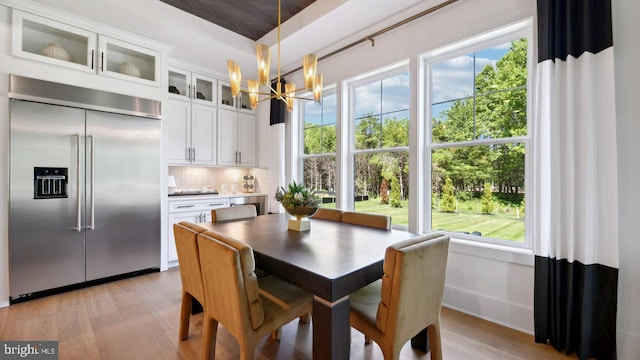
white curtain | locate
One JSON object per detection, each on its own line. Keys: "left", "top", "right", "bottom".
{"left": 533, "top": 1, "right": 619, "bottom": 358}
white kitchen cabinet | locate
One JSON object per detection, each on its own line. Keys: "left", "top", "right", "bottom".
{"left": 168, "top": 67, "right": 216, "bottom": 106}
{"left": 218, "top": 80, "right": 254, "bottom": 114}
{"left": 217, "top": 108, "right": 256, "bottom": 167}
{"left": 12, "top": 9, "right": 161, "bottom": 86}
{"left": 167, "top": 197, "right": 230, "bottom": 265}
{"left": 167, "top": 100, "right": 217, "bottom": 166}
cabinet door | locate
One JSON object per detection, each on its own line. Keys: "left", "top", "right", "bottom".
{"left": 98, "top": 35, "right": 160, "bottom": 86}
{"left": 217, "top": 108, "right": 239, "bottom": 166}
{"left": 191, "top": 104, "right": 217, "bottom": 166}
{"left": 168, "top": 67, "right": 190, "bottom": 101}
{"left": 12, "top": 10, "right": 96, "bottom": 73}
{"left": 193, "top": 74, "right": 216, "bottom": 106}
{"left": 168, "top": 211, "right": 202, "bottom": 264}
{"left": 218, "top": 80, "right": 237, "bottom": 110}
{"left": 237, "top": 113, "right": 256, "bottom": 166}
{"left": 166, "top": 101, "right": 191, "bottom": 165}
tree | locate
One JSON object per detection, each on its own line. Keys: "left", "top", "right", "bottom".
{"left": 431, "top": 39, "right": 528, "bottom": 202}
{"left": 441, "top": 178, "right": 456, "bottom": 213}
{"left": 390, "top": 175, "right": 402, "bottom": 208}
{"left": 481, "top": 182, "right": 495, "bottom": 214}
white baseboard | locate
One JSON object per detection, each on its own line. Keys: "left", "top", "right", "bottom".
{"left": 443, "top": 284, "right": 534, "bottom": 335}
{"left": 617, "top": 331, "right": 640, "bottom": 360}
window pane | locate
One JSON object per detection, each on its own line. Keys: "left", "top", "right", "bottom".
{"left": 431, "top": 53, "right": 474, "bottom": 104}
{"left": 320, "top": 125, "right": 336, "bottom": 153}
{"left": 304, "top": 101, "right": 322, "bottom": 127}
{"left": 322, "top": 93, "right": 337, "bottom": 125}
{"left": 303, "top": 156, "right": 336, "bottom": 194}
{"left": 475, "top": 88, "right": 527, "bottom": 139}
{"left": 381, "top": 72, "right": 410, "bottom": 114}
{"left": 431, "top": 99, "right": 474, "bottom": 143}
{"left": 431, "top": 144, "right": 525, "bottom": 242}
{"left": 354, "top": 151, "right": 409, "bottom": 227}
{"left": 355, "top": 81, "right": 381, "bottom": 119}
{"left": 382, "top": 111, "right": 409, "bottom": 147}
{"left": 431, "top": 38, "right": 528, "bottom": 144}
{"left": 355, "top": 115, "right": 382, "bottom": 150}
{"left": 475, "top": 39, "right": 528, "bottom": 94}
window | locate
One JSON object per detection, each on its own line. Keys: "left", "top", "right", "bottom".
{"left": 351, "top": 68, "right": 410, "bottom": 227}
{"left": 425, "top": 24, "right": 531, "bottom": 244}
{"left": 302, "top": 92, "right": 337, "bottom": 207}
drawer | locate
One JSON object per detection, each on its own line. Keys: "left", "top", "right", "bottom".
{"left": 169, "top": 198, "right": 230, "bottom": 213}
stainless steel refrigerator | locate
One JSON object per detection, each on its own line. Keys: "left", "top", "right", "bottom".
{"left": 9, "top": 75, "right": 161, "bottom": 302}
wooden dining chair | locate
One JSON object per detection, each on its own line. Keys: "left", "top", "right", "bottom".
{"left": 173, "top": 221, "right": 209, "bottom": 341}
{"left": 349, "top": 233, "right": 450, "bottom": 360}
{"left": 341, "top": 211, "right": 392, "bottom": 230}
{"left": 311, "top": 208, "right": 343, "bottom": 222}
{"left": 211, "top": 204, "right": 269, "bottom": 278}
{"left": 211, "top": 205, "right": 257, "bottom": 222}
{"left": 197, "top": 229, "right": 313, "bottom": 360}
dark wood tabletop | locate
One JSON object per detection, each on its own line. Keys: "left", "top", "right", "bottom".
{"left": 197, "top": 213, "right": 420, "bottom": 359}
{"left": 199, "top": 213, "right": 415, "bottom": 301}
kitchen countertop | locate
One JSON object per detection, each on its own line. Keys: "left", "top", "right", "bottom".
{"left": 168, "top": 192, "right": 267, "bottom": 199}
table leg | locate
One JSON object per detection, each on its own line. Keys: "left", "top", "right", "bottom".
{"left": 312, "top": 295, "right": 350, "bottom": 360}
{"left": 410, "top": 327, "right": 430, "bottom": 353}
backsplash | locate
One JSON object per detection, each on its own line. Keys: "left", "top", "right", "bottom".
{"left": 168, "top": 166, "right": 267, "bottom": 194}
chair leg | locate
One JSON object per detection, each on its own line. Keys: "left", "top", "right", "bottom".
{"left": 270, "top": 327, "right": 283, "bottom": 340}
{"left": 427, "top": 323, "right": 443, "bottom": 360}
{"left": 179, "top": 291, "right": 192, "bottom": 340}
{"left": 202, "top": 315, "right": 218, "bottom": 360}
{"left": 299, "top": 312, "right": 311, "bottom": 323}
{"left": 364, "top": 335, "right": 372, "bottom": 345}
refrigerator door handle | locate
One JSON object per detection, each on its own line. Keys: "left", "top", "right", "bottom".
{"left": 75, "top": 134, "right": 82, "bottom": 232}
{"left": 88, "top": 134, "right": 95, "bottom": 230}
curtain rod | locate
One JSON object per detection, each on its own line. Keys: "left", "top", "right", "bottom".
{"left": 276, "top": 0, "right": 459, "bottom": 81}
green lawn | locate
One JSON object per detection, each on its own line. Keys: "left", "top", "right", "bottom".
{"left": 322, "top": 198, "right": 525, "bottom": 242}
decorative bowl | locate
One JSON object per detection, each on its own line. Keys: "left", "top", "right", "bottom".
{"left": 118, "top": 62, "right": 141, "bottom": 78}
{"left": 40, "top": 43, "right": 70, "bottom": 61}
{"left": 284, "top": 206, "right": 319, "bottom": 220}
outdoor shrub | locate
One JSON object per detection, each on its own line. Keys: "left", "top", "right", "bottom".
{"left": 481, "top": 182, "right": 495, "bottom": 214}
{"left": 441, "top": 178, "right": 456, "bottom": 212}
{"left": 390, "top": 176, "right": 402, "bottom": 208}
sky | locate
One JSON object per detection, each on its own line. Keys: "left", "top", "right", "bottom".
{"left": 303, "top": 41, "right": 513, "bottom": 127}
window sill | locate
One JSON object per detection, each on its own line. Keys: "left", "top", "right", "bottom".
{"left": 448, "top": 237, "right": 534, "bottom": 267}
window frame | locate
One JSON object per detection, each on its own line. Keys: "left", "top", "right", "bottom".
{"left": 420, "top": 19, "right": 534, "bottom": 249}
{"left": 298, "top": 86, "right": 338, "bottom": 192}
{"left": 345, "top": 60, "right": 411, "bottom": 215}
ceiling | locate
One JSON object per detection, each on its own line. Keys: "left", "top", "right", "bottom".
{"left": 158, "top": 0, "right": 317, "bottom": 41}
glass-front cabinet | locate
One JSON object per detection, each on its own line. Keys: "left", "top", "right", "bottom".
{"left": 218, "top": 80, "right": 255, "bottom": 114}
{"left": 12, "top": 9, "right": 161, "bottom": 86}
{"left": 168, "top": 67, "right": 216, "bottom": 105}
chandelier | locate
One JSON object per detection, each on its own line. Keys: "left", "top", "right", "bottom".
{"left": 227, "top": 0, "right": 323, "bottom": 111}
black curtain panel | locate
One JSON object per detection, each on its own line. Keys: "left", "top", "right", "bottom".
{"left": 270, "top": 79, "right": 286, "bottom": 126}
{"left": 534, "top": 1, "right": 618, "bottom": 359}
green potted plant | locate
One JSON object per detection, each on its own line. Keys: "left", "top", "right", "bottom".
{"left": 275, "top": 181, "right": 321, "bottom": 231}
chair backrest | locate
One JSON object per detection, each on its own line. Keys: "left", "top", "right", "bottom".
{"left": 341, "top": 211, "right": 392, "bottom": 230}
{"left": 311, "top": 208, "right": 343, "bottom": 222}
{"left": 212, "top": 205, "right": 257, "bottom": 222}
{"left": 376, "top": 233, "right": 450, "bottom": 343}
{"left": 173, "top": 221, "right": 209, "bottom": 303}
{"left": 197, "top": 230, "right": 264, "bottom": 338}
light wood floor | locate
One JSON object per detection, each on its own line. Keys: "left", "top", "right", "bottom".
{"left": 0, "top": 269, "right": 577, "bottom": 359}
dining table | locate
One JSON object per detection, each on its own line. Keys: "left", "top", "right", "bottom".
{"left": 198, "top": 213, "right": 429, "bottom": 360}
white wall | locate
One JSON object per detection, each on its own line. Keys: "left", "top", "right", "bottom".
{"left": 613, "top": 0, "right": 640, "bottom": 358}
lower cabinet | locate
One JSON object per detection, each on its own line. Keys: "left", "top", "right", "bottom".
{"left": 167, "top": 197, "right": 230, "bottom": 266}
